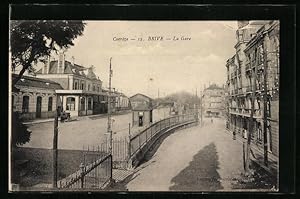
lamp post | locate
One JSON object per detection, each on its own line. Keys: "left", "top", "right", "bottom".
{"left": 107, "top": 58, "right": 113, "bottom": 154}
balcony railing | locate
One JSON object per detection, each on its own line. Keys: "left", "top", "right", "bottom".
{"left": 245, "top": 63, "right": 251, "bottom": 71}
{"left": 229, "top": 107, "right": 262, "bottom": 118}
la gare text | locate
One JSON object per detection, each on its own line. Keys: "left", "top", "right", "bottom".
{"left": 112, "top": 36, "right": 192, "bottom": 42}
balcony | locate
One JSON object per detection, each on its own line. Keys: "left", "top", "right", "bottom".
{"left": 229, "top": 107, "right": 262, "bottom": 118}
{"left": 245, "top": 85, "right": 252, "bottom": 92}
{"left": 245, "top": 63, "right": 251, "bottom": 72}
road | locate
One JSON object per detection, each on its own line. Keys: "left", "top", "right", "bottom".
{"left": 124, "top": 118, "right": 244, "bottom": 191}
{"left": 22, "top": 107, "right": 171, "bottom": 150}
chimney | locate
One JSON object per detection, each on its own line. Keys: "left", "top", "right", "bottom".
{"left": 46, "top": 56, "right": 50, "bottom": 74}
{"left": 58, "top": 51, "right": 65, "bottom": 74}
{"left": 71, "top": 56, "right": 75, "bottom": 66}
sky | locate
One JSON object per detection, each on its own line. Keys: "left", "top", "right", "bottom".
{"left": 62, "top": 21, "right": 237, "bottom": 98}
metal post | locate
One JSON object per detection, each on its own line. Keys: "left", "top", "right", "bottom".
{"left": 52, "top": 108, "right": 59, "bottom": 189}
{"left": 107, "top": 57, "right": 113, "bottom": 154}
{"left": 262, "top": 40, "right": 269, "bottom": 166}
{"left": 246, "top": 48, "right": 258, "bottom": 173}
{"left": 200, "top": 91, "right": 203, "bottom": 126}
{"left": 80, "top": 162, "right": 84, "bottom": 188}
{"left": 127, "top": 124, "right": 131, "bottom": 160}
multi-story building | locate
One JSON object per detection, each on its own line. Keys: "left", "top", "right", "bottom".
{"left": 226, "top": 20, "right": 279, "bottom": 157}
{"left": 35, "top": 52, "right": 117, "bottom": 117}
{"left": 202, "top": 84, "right": 225, "bottom": 117}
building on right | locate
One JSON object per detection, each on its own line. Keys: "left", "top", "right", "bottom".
{"left": 202, "top": 83, "right": 225, "bottom": 118}
{"left": 225, "top": 21, "right": 279, "bottom": 163}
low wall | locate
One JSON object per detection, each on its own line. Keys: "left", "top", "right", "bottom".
{"left": 128, "top": 115, "right": 198, "bottom": 169}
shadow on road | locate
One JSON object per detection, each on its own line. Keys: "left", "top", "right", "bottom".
{"left": 138, "top": 125, "right": 197, "bottom": 167}
{"left": 169, "top": 142, "right": 224, "bottom": 191}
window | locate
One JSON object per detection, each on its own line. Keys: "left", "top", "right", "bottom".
{"left": 81, "top": 82, "right": 84, "bottom": 90}
{"left": 257, "top": 123, "right": 263, "bottom": 141}
{"left": 22, "top": 96, "right": 29, "bottom": 113}
{"left": 88, "top": 97, "right": 92, "bottom": 110}
{"left": 48, "top": 97, "right": 53, "bottom": 111}
{"left": 93, "top": 85, "right": 95, "bottom": 91}
{"left": 88, "top": 84, "right": 90, "bottom": 91}
{"left": 80, "top": 97, "right": 85, "bottom": 111}
{"left": 66, "top": 97, "right": 75, "bottom": 111}
{"left": 74, "top": 81, "right": 78, "bottom": 90}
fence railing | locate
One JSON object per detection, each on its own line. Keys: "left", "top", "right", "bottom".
{"left": 129, "top": 113, "right": 196, "bottom": 158}
{"left": 58, "top": 152, "right": 112, "bottom": 189}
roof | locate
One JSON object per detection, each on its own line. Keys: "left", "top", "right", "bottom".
{"left": 12, "top": 74, "right": 63, "bottom": 90}
{"left": 36, "top": 60, "right": 100, "bottom": 81}
{"left": 130, "top": 93, "right": 153, "bottom": 100}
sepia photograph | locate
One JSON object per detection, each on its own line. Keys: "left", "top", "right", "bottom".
{"left": 9, "top": 19, "right": 280, "bottom": 192}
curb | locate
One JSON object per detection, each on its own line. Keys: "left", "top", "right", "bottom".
{"left": 23, "top": 110, "right": 132, "bottom": 125}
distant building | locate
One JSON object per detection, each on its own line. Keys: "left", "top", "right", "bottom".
{"left": 12, "top": 74, "right": 62, "bottom": 120}
{"left": 225, "top": 20, "right": 279, "bottom": 157}
{"left": 129, "top": 93, "right": 154, "bottom": 127}
{"left": 202, "top": 84, "right": 225, "bottom": 117}
{"left": 115, "top": 91, "right": 131, "bottom": 111}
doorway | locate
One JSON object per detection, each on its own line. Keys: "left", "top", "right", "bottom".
{"left": 36, "top": 96, "right": 42, "bottom": 118}
{"left": 138, "top": 112, "right": 144, "bottom": 127}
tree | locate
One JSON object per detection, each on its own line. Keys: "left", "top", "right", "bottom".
{"left": 10, "top": 20, "right": 86, "bottom": 85}
{"left": 11, "top": 112, "right": 31, "bottom": 147}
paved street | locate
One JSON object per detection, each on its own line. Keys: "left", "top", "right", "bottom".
{"left": 23, "top": 107, "right": 170, "bottom": 150}
{"left": 124, "top": 118, "right": 244, "bottom": 191}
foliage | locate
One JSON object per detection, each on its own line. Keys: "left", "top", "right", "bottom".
{"left": 158, "top": 91, "right": 200, "bottom": 107}
{"left": 11, "top": 112, "right": 31, "bottom": 147}
{"left": 10, "top": 20, "right": 86, "bottom": 84}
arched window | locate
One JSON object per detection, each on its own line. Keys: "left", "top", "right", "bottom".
{"left": 74, "top": 81, "right": 78, "bottom": 90}
{"left": 66, "top": 97, "right": 75, "bottom": 111}
{"left": 22, "top": 96, "right": 29, "bottom": 113}
{"left": 48, "top": 97, "right": 53, "bottom": 111}
{"left": 81, "top": 97, "right": 85, "bottom": 111}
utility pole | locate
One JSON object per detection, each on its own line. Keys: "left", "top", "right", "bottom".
{"left": 262, "top": 37, "right": 269, "bottom": 166}
{"left": 52, "top": 107, "right": 59, "bottom": 188}
{"left": 196, "top": 88, "right": 199, "bottom": 123}
{"left": 200, "top": 90, "right": 203, "bottom": 126}
{"left": 245, "top": 50, "right": 258, "bottom": 173}
{"left": 107, "top": 57, "right": 113, "bottom": 154}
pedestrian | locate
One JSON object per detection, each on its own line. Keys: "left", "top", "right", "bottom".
{"left": 233, "top": 131, "right": 236, "bottom": 140}
{"left": 211, "top": 118, "right": 213, "bottom": 123}
{"left": 243, "top": 129, "right": 247, "bottom": 139}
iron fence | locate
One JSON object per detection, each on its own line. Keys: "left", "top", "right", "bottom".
{"left": 57, "top": 152, "right": 112, "bottom": 189}
{"left": 129, "top": 113, "right": 196, "bottom": 158}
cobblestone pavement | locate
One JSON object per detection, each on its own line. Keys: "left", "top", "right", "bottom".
{"left": 124, "top": 118, "right": 245, "bottom": 191}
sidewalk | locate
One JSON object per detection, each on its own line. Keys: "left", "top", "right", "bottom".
{"left": 224, "top": 128, "right": 278, "bottom": 177}
{"left": 23, "top": 110, "right": 131, "bottom": 125}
